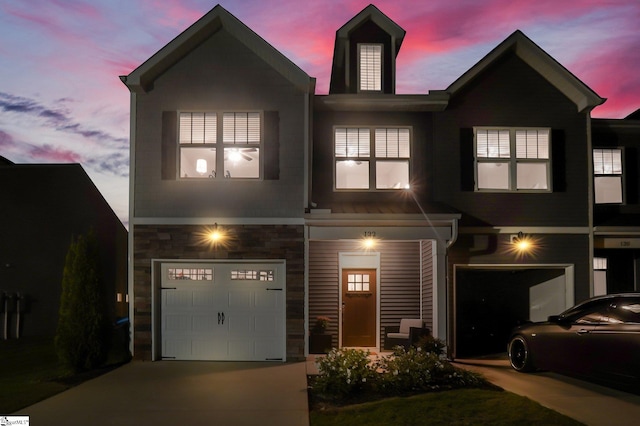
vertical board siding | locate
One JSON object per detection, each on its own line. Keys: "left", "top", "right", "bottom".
{"left": 308, "top": 240, "right": 424, "bottom": 349}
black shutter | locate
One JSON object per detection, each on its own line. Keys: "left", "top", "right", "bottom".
{"left": 551, "top": 129, "right": 566, "bottom": 192}
{"left": 161, "top": 111, "right": 177, "bottom": 180}
{"left": 263, "top": 111, "right": 280, "bottom": 180}
{"left": 625, "top": 147, "right": 638, "bottom": 204}
{"left": 460, "top": 128, "right": 475, "bottom": 191}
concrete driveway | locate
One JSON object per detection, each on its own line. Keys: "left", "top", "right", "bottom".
{"left": 454, "top": 356, "right": 640, "bottom": 426}
{"left": 18, "top": 361, "right": 309, "bottom": 426}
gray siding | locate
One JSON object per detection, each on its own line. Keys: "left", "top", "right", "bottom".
{"left": 434, "top": 53, "right": 590, "bottom": 227}
{"left": 308, "top": 240, "right": 425, "bottom": 348}
{"left": 134, "top": 28, "right": 307, "bottom": 219}
{"left": 421, "top": 240, "right": 434, "bottom": 332}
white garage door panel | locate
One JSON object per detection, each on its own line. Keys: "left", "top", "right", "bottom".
{"left": 160, "top": 262, "right": 285, "bottom": 361}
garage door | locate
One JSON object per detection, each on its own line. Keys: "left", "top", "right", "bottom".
{"left": 161, "top": 261, "right": 285, "bottom": 361}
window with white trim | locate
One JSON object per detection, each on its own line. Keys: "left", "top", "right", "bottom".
{"left": 358, "top": 44, "right": 382, "bottom": 92}
{"left": 335, "top": 127, "right": 410, "bottom": 190}
{"left": 475, "top": 128, "right": 551, "bottom": 191}
{"left": 179, "top": 111, "right": 261, "bottom": 179}
{"left": 593, "top": 148, "right": 623, "bottom": 204}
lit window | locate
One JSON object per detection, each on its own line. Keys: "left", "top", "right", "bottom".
{"left": 593, "top": 148, "right": 623, "bottom": 204}
{"left": 359, "top": 44, "right": 382, "bottom": 92}
{"left": 230, "top": 270, "right": 274, "bottom": 281}
{"left": 335, "top": 127, "right": 411, "bottom": 190}
{"left": 167, "top": 268, "right": 213, "bottom": 281}
{"left": 179, "top": 111, "right": 261, "bottom": 179}
{"left": 475, "top": 128, "right": 551, "bottom": 191}
{"left": 347, "top": 273, "right": 370, "bottom": 292}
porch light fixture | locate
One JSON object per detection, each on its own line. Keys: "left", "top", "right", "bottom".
{"left": 510, "top": 232, "right": 536, "bottom": 255}
{"left": 362, "top": 237, "right": 377, "bottom": 249}
{"left": 208, "top": 223, "right": 224, "bottom": 243}
{"left": 196, "top": 223, "right": 230, "bottom": 249}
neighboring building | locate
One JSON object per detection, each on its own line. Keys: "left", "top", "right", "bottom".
{"left": 121, "top": 4, "right": 638, "bottom": 361}
{"left": 0, "top": 158, "right": 128, "bottom": 339}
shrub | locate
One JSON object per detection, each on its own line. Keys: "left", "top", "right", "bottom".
{"left": 313, "top": 348, "right": 377, "bottom": 399}
{"left": 376, "top": 343, "right": 487, "bottom": 394}
{"left": 55, "top": 231, "right": 109, "bottom": 372}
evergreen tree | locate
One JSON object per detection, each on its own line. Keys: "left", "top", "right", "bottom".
{"left": 55, "top": 231, "right": 109, "bottom": 372}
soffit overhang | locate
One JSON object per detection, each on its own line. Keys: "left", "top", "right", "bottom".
{"left": 315, "top": 92, "right": 449, "bottom": 112}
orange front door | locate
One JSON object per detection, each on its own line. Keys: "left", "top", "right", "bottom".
{"left": 342, "top": 269, "right": 377, "bottom": 347}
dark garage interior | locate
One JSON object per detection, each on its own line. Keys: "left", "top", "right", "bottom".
{"left": 455, "top": 268, "right": 566, "bottom": 358}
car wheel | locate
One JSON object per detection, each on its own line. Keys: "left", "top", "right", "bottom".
{"left": 508, "top": 335, "right": 534, "bottom": 372}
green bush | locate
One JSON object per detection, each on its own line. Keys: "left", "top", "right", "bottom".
{"left": 375, "top": 345, "right": 486, "bottom": 394}
{"left": 314, "top": 348, "right": 377, "bottom": 399}
{"left": 55, "top": 231, "right": 109, "bottom": 372}
{"left": 312, "top": 340, "right": 487, "bottom": 402}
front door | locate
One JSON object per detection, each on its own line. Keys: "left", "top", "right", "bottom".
{"left": 342, "top": 269, "right": 377, "bottom": 347}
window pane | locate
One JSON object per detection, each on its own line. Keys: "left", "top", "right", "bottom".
{"left": 224, "top": 148, "right": 260, "bottom": 178}
{"left": 376, "top": 161, "right": 409, "bottom": 189}
{"left": 335, "top": 128, "right": 370, "bottom": 157}
{"left": 516, "top": 162, "right": 548, "bottom": 189}
{"left": 516, "top": 129, "right": 549, "bottom": 159}
{"left": 477, "top": 162, "right": 509, "bottom": 189}
{"left": 595, "top": 176, "right": 623, "bottom": 203}
{"left": 375, "top": 128, "right": 410, "bottom": 158}
{"left": 180, "top": 112, "right": 216, "bottom": 144}
{"left": 594, "top": 148, "right": 622, "bottom": 175}
{"left": 477, "top": 129, "right": 510, "bottom": 158}
{"left": 180, "top": 147, "right": 216, "bottom": 178}
{"left": 360, "top": 44, "right": 381, "bottom": 91}
{"left": 336, "top": 160, "right": 369, "bottom": 189}
{"left": 223, "top": 112, "right": 260, "bottom": 144}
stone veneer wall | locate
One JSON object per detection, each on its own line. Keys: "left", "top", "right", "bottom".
{"left": 133, "top": 224, "right": 305, "bottom": 361}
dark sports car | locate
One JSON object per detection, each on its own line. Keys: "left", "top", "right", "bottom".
{"left": 507, "top": 293, "right": 640, "bottom": 388}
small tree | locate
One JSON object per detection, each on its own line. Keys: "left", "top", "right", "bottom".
{"left": 55, "top": 231, "right": 109, "bottom": 372}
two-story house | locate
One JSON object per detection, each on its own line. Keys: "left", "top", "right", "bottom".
{"left": 122, "top": 4, "right": 637, "bottom": 362}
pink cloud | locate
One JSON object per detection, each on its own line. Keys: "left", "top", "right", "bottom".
{"left": 28, "top": 144, "right": 83, "bottom": 163}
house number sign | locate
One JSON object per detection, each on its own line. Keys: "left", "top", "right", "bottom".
{"left": 364, "top": 231, "right": 377, "bottom": 237}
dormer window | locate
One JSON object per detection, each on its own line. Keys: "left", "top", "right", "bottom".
{"left": 358, "top": 44, "right": 382, "bottom": 92}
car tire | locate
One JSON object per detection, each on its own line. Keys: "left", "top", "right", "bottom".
{"left": 508, "top": 335, "right": 534, "bottom": 372}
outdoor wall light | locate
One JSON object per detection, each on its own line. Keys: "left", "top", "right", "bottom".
{"left": 208, "top": 223, "right": 225, "bottom": 243}
{"left": 362, "top": 237, "right": 377, "bottom": 249}
{"left": 511, "top": 232, "right": 533, "bottom": 252}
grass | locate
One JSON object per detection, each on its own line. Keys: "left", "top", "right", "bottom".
{"left": 0, "top": 336, "right": 129, "bottom": 414}
{"left": 309, "top": 387, "right": 584, "bottom": 426}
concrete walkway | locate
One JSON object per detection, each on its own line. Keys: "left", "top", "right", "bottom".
{"left": 454, "top": 357, "right": 640, "bottom": 426}
{"left": 19, "top": 361, "right": 310, "bottom": 426}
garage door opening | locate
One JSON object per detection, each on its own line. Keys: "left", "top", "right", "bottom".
{"left": 454, "top": 266, "right": 572, "bottom": 358}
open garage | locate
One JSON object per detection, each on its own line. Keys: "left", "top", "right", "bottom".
{"left": 454, "top": 266, "right": 572, "bottom": 358}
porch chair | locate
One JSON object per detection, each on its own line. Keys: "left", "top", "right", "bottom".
{"left": 384, "top": 318, "right": 430, "bottom": 350}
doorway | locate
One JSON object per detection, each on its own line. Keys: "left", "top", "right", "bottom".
{"left": 342, "top": 269, "right": 377, "bottom": 347}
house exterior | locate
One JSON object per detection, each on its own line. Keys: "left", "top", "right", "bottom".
{"left": 0, "top": 158, "right": 128, "bottom": 339}
{"left": 122, "top": 4, "right": 638, "bottom": 361}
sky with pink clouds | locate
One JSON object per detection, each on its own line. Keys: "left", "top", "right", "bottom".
{"left": 1, "top": 0, "right": 639, "bottom": 226}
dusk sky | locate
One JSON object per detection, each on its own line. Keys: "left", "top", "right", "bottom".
{"left": 1, "top": 0, "right": 639, "bottom": 227}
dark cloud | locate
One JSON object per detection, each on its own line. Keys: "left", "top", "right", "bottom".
{"left": 0, "top": 92, "right": 127, "bottom": 147}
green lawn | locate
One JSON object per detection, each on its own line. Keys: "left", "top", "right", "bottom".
{"left": 0, "top": 336, "right": 128, "bottom": 414}
{"left": 310, "top": 388, "right": 584, "bottom": 426}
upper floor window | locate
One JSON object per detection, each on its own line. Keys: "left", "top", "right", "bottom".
{"left": 335, "top": 127, "right": 410, "bottom": 190}
{"left": 474, "top": 128, "right": 551, "bottom": 192}
{"left": 593, "top": 148, "right": 623, "bottom": 204}
{"left": 358, "top": 44, "right": 382, "bottom": 92}
{"left": 179, "top": 111, "right": 261, "bottom": 179}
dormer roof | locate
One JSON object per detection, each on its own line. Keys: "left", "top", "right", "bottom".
{"left": 446, "top": 30, "right": 605, "bottom": 113}
{"left": 120, "top": 5, "right": 312, "bottom": 93}
{"left": 329, "top": 4, "right": 405, "bottom": 94}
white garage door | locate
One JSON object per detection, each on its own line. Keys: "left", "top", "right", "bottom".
{"left": 161, "top": 261, "right": 285, "bottom": 361}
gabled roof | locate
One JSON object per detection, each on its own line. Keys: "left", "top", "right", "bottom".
{"left": 446, "top": 30, "right": 605, "bottom": 113}
{"left": 121, "top": 4, "right": 312, "bottom": 93}
{"left": 334, "top": 4, "right": 405, "bottom": 57}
